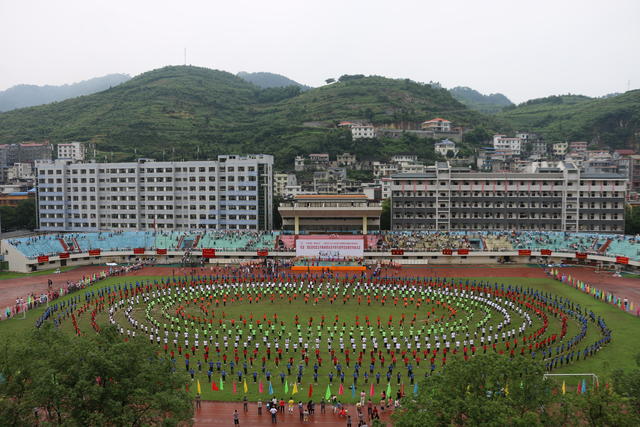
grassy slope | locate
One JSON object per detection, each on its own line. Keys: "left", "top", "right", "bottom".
{"left": 0, "top": 68, "right": 500, "bottom": 167}
{"left": 1, "top": 274, "right": 637, "bottom": 402}
{"left": 497, "top": 91, "right": 640, "bottom": 148}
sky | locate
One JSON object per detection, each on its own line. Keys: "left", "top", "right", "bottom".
{"left": 0, "top": 0, "right": 638, "bottom": 103}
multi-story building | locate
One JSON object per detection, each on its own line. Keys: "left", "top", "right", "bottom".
{"left": 6, "top": 163, "right": 34, "bottom": 181}
{"left": 279, "top": 194, "right": 382, "bottom": 234}
{"left": 569, "top": 141, "right": 588, "bottom": 155}
{"left": 274, "top": 173, "right": 297, "bottom": 198}
{"left": 493, "top": 135, "right": 522, "bottom": 156}
{"left": 351, "top": 124, "right": 376, "bottom": 139}
{"left": 57, "top": 142, "right": 87, "bottom": 161}
{"left": 372, "top": 162, "right": 399, "bottom": 178}
{"left": 421, "top": 118, "right": 451, "bottom": 132}
{"left": 0, "top": 142, "right": 53, "bottom": 167}
{"left": 391, "top": 161, "right": 626, "bottom": 233}
{"left": 36, "top": 155, "right": 273, "bottom": 232}
{"left": 553, "top": 142, "right": 568, "bottom": 157}
{"left": 434, "top": 139, "right": 458, "bottom": 157}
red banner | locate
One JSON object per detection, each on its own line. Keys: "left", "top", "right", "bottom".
{"left": 540, "top": 249, "right": 552, "bottom": 256}
{"left": 202, "top": 248, "right": 216, "bottom": 258}
{"left": 58, "top": 252, "right": 69, "bottom": 259}
{"left": 457, "top": 249, "right": 470, "bottom": 255}
{"left": 37, "top": 256, "right": 49, "bottom": 263}
{"left": 88, "top": 249, "right": 101, "bottom": 256}
{"left": 133, "top": 248, "right": 145, "bottom": 255}
{"left": 257, "top": 250, "right": 269, "bottom": 257}
{"left": 518, "top": 249, "right": 531, "bottom": 256}
{"left": 156, "top": 248, "right": 167, "bottom": 255}
{"left": 442, "top": 249, "right": 453, "bottom": 255}
{"left": 616, "top": 256, "right": 629, "bottom": 265}
{"left": 391, "top": 249, "right": 404, "bottom": 256}
{"left": 575, "top": 252, "right": 588, "bottom": 259}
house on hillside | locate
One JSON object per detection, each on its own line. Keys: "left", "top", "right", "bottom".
{"left": 434, "top": 139, "right": 458, "bottom": 157}
{"left": 421, "top": 118, "right": 451, "bottom": 132}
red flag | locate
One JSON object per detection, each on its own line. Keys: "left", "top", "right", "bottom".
{"left": 233, "top": 381, "right": 237, "bottom": 394}
{"left": 212, "top": 381, "right": 219, "bottom": 391}
{"left": 400, "top": 383, "right": 405, "bottom": 397}
{"left": 338, "top": 383, "right": 344, "bottom": 395}
{"left": 370, "top": 383, "right": 375, "bottom": 397}
{"left": 185, "top": 383, "right": 190, "bottom": 393}
{"left": 308, "top": 383, "right": 313, "bottom": 397}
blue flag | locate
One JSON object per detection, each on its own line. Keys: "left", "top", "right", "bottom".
{"left": 413, "top": 383, "right": 418, "bottom": 395}
{"left": 269, "top": 381, "right": 274, "bottom": 395}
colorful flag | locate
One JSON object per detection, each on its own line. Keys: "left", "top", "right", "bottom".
{"left": 339, "top": 383, "right": 344, "bottom": 395}
{"left": 285, "top": 380, "right": 289, "bottom": 394}
{"left": 220, "top": 377, "right": 224, "bottom": 391}
{"left": 259, "top": 381, "right": 264, "bottom": 393}
{"left": 293, "top": 382, "right": 298, "bottom": 395}
{"left": 581, "top": 379, "right": 587, "bottom": 394}
{"left": 308, "top": 383, "right": 313, "bottom": 398}
{"left": 561, "top": 381, "right": 566, "bottom": 395}
{"left": 244, "top": 378, "right": 248, "bottom": 393}
{"left": 185, "top": 383, "right": 190, "bottom": 393}
{"left": 233, "top": 381, "right": 237, "bottom": 394}
{"left": 325, "top": 384, "right": 331, "bottom": 400}
{"left": 386, "top": 382, "right": 391, "bottom": 397}
{"left": 212, "top": 380, "right": 219, "bottom": 391}
{"left": 413, "top": 383, "right": 418, "bottom": 395}
{"left": 197, "top": 379, "right": 202, "bottom": 394}
{"left": 269, "top": 381, "right": 274, "bottom": 395}
{"left": 370, "top": 383, "right": 375, "bottom": 397}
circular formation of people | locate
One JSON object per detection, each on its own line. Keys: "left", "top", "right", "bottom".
{"left": 38, "top": 270, "right": 612, "bottom": 401}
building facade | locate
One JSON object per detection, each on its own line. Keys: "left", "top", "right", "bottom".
{"left": 421, "top": 118, "right": 451, "bottom": 132}
{"left": 391, "top": 162, "right": 626, "bottom": 233}
{"left": 351, "top": 124, "right": 375, "bottom": 139}
{"left": 279, "top": 194, "right": 382, "bottom": 234}
{"left": 57, "top": 142, "right": 87, "bottom": 161}
{"left": 36, "top": 155, "right": 273, "bottom": 232}
{"left": 493, "top": 135, "right": 522, "bottom": 156}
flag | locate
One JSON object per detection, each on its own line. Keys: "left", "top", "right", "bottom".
{"left": 259, "top": 381, "right": 264, "bottom": 393}
{"left": 219, "top": 377, "right": 224, "bottom": 391}
{"left": 413, "top": 383, "right": 418, "bottom": 395}
{"left": 576, "top": 382, "right": 581, "bottom": 394}
{"left": 369, "top": 383, "right": 375, "bottom": 397}
{"left": 400, "top": 383, "right": 405, "bottom": 397}
{"left": 505, "top": 384, "right": 509, "bottom": 396}
{"left": 325, "top": 384, "right": 331, "bottom": 400}
{"left": 386, "top": 382, "right": 391, "bottom": 397}
{"left": 308, "top": 383, "right": 313, "bottom": 398}
{"left": 339, "top": 383, "right": 344, "bottom": 395}
{"left": 269, "top": 381, "right": 274, "bottom": 395}
{"left": 561, "top": 381, "right": 566, "bottom": 395}
{"left": 197, "top": 379, "right": 202, "bottom": 394}
{"left": 185, "top": 383, "right": 189, "bottom": 393}
{"left": 285, "top": 380, "right": 289, "bottom": 394}
{"left": 351, "top": 384, "right": 356, "bottom": 398}
{"left": 244, "top": 378, "right": 248, "bottom": 393}
{"left": 293, "top": 382, "right": 298, "bottom": 395}
{"left": 581, "top": 379, "right": 587, "bottom": 394}
{"left": 233, "top": 381, "right": 237, "bottom": 394}
{"left": 212, "top": 380, "right": 219, "bottom": 391}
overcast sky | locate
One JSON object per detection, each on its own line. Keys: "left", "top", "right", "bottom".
{"left": 1, "top": 0, "right": 638, "bottom": 103}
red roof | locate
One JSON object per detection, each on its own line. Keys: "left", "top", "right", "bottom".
{"left": 423, "top": 117, "right": 451, "bottom": 123}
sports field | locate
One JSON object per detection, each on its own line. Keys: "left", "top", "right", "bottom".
{"left": 2, "top": 265, "right": 638, "bottom": 406}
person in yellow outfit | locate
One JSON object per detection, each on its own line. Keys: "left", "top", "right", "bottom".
{"left": 288, "top": 397, "right": 295, "bottom": 413}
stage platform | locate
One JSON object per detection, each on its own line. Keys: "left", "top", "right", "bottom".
{"left": 291, "top": 265, "right": 366, "bottom": 271}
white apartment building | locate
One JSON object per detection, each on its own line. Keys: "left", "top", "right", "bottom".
{"left": 7, "top": 163, "right": 34, "bottom": 181}
{"left": 351, "top": 124, "right": 375, "bottom": 139}
{"left": 434, "top": 139, "right": 458, "bottom": 157}
{"left": 274, "top": 173, "right": 297, "bottom": 197}
{"left": 57, "top": 142, "right": 87, "bottom": 161}
{"left": 493, "top": 135, "right": 522, "bottom": 156}
{"left": 36, "top": 155, "right": 273, "bottom": 232}
{"left": 373, "top": 162, "right": 399, "bottom": 178}
{"left": 553, "top": 142, "right": 568, "bottom": 157}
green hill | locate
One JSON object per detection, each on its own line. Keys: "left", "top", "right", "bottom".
{"left": 0, "top": 67, "right": 499, "bottom": 167}
{"left": 497, "top": 92, "right": 640, "bottom": 149}
{"left": 237, "top": 71, "right": 311, "bottom": 90}
{"left": 450, "top": 86, "right": 513, "bottom": 114}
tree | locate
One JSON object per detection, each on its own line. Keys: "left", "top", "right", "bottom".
{"left": 0, "top": 325, "right": 193, "bottom": 426}
{"left": 380, "top": 198, "right": 391, "bottom": 230}
{"left": 625, "top": 205, "right": 640, "bottom": 235}
{"left": 392, "top": 354, "right": 552, "bottom": 426}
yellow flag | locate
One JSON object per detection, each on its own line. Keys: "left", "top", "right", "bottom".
{"left": 292, "top": 382, "right": 298, "bottom": 395}
{"left": 562, "top": 381, "right": 566, "bottom": 395}
{"left": 505, "top": 384, "right": 509, "bottom": 396}
{"left": 197, "top": 379, "right": 202, "bottom": 394}
{"left": 244, "top": 378, "right": 248, "bottom": 393}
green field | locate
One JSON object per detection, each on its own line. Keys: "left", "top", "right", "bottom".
{"left": 0, "top": 266, "right": 77, "bottom": 280}
{"left": 1, "top": 273, "right": 638, "bottom": 403}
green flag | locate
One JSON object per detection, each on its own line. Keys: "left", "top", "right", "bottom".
{"left": 325, "top": 384, "right": 331, "bottom": 400}
{"left": 219, "top": 376, "right": 224, "bottom": 391}
{"left": 285, "top": 379, "right": 289, "bottom": 394}
{"left": 386, "top": 382, "right": 391, "bottom": 397}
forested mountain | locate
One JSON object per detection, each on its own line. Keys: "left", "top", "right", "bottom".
{"left": 497, "top": 92, "right": 640, "bottom": 150}
{"left": 0, "top": 66, "right": 499, "bottom": 167}
{"left": 450, "top": 86, "right": 513, "bottom": 114}
{"left": 237, "top": 71, "right": 311, "bottom": 90}
{"left": 0, "top": 74, "right": 130, "bottom": 112}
